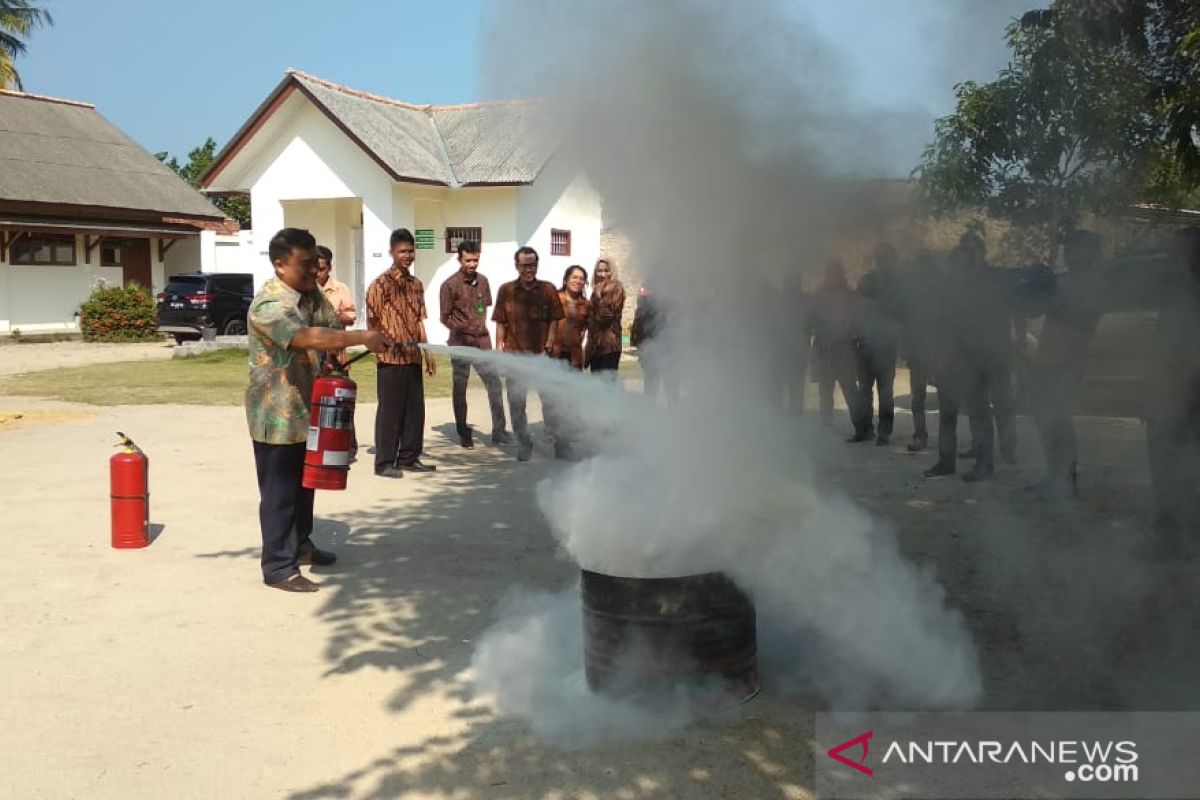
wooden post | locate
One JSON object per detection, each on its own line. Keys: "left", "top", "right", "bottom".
{"left": 85, "top": 235, "right": 106, "bottom": 264}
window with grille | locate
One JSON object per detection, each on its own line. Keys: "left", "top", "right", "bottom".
{"left": 445, "top": 227, "right": 482, "bottom": 254}
{"left": 10, "top": 234, "right": 76, "bottom": 265}
{"left": 550, "top": 229, "right": 571, "bottom": 257}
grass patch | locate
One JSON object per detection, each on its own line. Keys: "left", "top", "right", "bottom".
{"left": 0, "top": 349, "right": 455, "bottom": 406}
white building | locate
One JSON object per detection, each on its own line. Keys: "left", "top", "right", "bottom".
{"left": 201, "top": 70, "right": 604, "bottom": 343}
{"left": 0, "top": 89, "right": 233, "bottom": 336}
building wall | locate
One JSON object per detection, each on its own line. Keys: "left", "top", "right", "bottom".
{"left": 516, "top": 156, "right": 604, "bottom": 281}
{"left": 405, "top": 185, "right": 521, "bottom": 345}
{"left": 0, "top": 233, "right": 127, "bottom": 333}
{"left": 222, "top": 93, "right": 605, "bottom": 343}
{"left": 242, "top": 98, "right": 394, "bottom": 296}
{"left": 166, "top": 231, "right": 256, "bottom": 277}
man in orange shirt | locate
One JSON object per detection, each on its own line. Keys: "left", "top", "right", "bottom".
{"left": 493, "top": 246, "right": 564, "bottom": 461}
{"left": 317, "top": 245, "right": 361, "bottom": 460}
{"left": 317, "top": 246, "right": 357, "bottom": 330}
{"left": 366, "top": 229, "right": 437, "bottom": 477}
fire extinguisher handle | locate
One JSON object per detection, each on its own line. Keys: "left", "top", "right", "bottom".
{"left": 115, "top": 431, "right": 138, "bottom": 451}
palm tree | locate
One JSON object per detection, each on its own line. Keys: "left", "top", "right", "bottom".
{"left": 0, "top": 1, "right": 53, "bottom": 91}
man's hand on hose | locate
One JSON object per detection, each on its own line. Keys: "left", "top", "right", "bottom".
{"left": 424, "top": 351, "right": 437, "bottom": 377}
{"left": 360, "top": 330, "right": 393, "bottom": 354}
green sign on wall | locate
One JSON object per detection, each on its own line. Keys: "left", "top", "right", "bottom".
{"left": 415, "top": 229, "right": 436, "bottom": 250}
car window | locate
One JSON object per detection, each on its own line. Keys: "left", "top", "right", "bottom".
{"left": 211, "top": 275, "right": 253, "bottom": 294}
{"left": 164, "top": 277, "right": 205, "bottom": 295}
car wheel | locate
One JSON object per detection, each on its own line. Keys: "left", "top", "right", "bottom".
{"left": 223, "top": 318, "right": 248, "bottom": 336}
{"left": 174, "top": 333, "right": 201, "bottom": 345}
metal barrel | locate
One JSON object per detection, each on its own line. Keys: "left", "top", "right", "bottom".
{"left": 581, "top": 569, "right": 758, "bottom": 706}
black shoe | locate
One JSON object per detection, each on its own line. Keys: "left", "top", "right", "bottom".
{"left": 958, "top": 445, "right": 980, "bottom": 459}
{"left": 401, "top": 460, "right": 437, "bottom": 473}
{"left": 266, "top": 573, "right": 320, "bottom": 593}
{"left": 517, "top": 444, "right": 533, "bottom": 462}
{"left": 923, "top": 462, "right": 955, "bottom": 478}
{"left": 375, "top": 466, "right": 405, "bottom": 479}
{"left": 907, "top": 436, "right": 928, "bottom": 452}
{"left": 846, "top": 430, "right": 874, "bottom": 443}
{"left": 963, "top": 464, "right": 995, "bottom": 482}
{"left": 492, "top": 430, "right": 514, "bottom": 446}
{"left": 298, "top": 545, "right": 337, "bottom": 566}
{"left": 460, "top": 429, "right": 474, "bottom": 449}
{"left": 875, "top": 434, "right": 890, "bottom": 446}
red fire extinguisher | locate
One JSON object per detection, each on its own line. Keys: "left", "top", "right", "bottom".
{"left": 303, "top": 369, "right": 357, "bottom": 491}
{"left": 110, "top": 432, "right": 149, "bottom": 549}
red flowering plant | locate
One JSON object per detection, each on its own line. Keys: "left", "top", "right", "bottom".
{"left": 79, "top": 281, "right": 160, "bottom": 343}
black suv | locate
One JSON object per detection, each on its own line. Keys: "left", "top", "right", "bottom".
{"left": 157, "top": 272, "right": 254, "bottom": 342}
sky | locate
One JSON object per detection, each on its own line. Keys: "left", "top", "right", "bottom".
{"left": 15, "top": 0, "right": 1031, "bottom": 172}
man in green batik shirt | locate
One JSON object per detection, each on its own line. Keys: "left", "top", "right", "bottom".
{"left": 246, "top": 228, "right": 391, "bottom": 593}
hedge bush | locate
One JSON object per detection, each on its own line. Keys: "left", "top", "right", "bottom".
{"left": 79, "top": 282, "right": 160, "bottom": 343}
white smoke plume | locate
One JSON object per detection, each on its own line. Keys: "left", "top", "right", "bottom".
{"left": 467, "top": 0, "right": 986, "bottom": 738}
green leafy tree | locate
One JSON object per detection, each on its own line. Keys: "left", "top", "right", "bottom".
{"left": 0, "top": 0, "right": 52, "bottom": 90}
{"left": 916, "top": 10, "right": 1158, "bottom": 261}
{"left": 1055, "top": 0, "right": 1200, "bottom": 187}
{"left": 156, "top": 137, "right": 251, "bottom": 227}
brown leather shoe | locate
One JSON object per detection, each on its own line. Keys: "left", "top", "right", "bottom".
{"left": 266, "top": 573, "right": 320, "bottom": 592}
{"left": 297, "top": 545, "right": 337, "bottom": 566}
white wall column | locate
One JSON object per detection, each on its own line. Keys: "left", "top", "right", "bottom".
{"left": 361, "top": 190, "right": 394, "bottom": 288}
{"left": 249, "top": 197, "right": 285, "bottom": 288}
{"left": 0, "top": 257, "right": 10, "bottom": 333}
{"left": 150, "top": 238, "right": 166, "bottom": 293}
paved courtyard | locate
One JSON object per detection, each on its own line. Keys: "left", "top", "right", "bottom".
{"left": 1, "top": 346, "right": 1198, "bottom": 799}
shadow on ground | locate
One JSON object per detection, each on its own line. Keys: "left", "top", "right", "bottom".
{"left": 200, "top": 408, "right": 1200, "bottom": 799}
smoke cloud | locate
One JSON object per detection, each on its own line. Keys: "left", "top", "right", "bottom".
{"left": 466, "top": 0, "right": 985, "bottom": 739}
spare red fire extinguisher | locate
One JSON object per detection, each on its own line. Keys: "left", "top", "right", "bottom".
{"left": 303, "top": 368, "right": 357, "bottom": 491}
{"left": 110, "top": 432, "right": 149, "bottom": 549}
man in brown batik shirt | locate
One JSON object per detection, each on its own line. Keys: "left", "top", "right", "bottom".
{"left": 439, "top": 239, "right": 509, "bottom": 449}
{"left": 492, "top": 245, "right": 564, "bottom": 461}
{"left": 366, "top": 228, "right": 437, "bottom": 477}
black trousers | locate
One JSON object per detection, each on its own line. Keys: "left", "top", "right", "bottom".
{"left": 375, "top": 363, "right": 425, "bottom": 470}
{"left": 816, "top": 342, "right": 869, "bottom": 433}
{"left": 857, "top": 340, "right": 897, "bottom": 436}
{"left": 253, "top": 441, "right": 314, "bottom": 584}
{"left": 451, "top": 356, "right": 507, "bottom": 437}
{"left": 909, "top": 355, "right": 930, "bottom": 439}
{"left": 935, "top": 356, "right": 1007, "bottom": 471}
{"left": 590, "top": 351, "right": 621, "bottom": 378}
{"left": 963, "top": 362, "right": 1017, "bottom": 460}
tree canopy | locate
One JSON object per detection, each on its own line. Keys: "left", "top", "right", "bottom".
{"left": 916, "top": 3, "right": 1200, "bottom": 260}
{"left": 156, "top": 138, "right": 251, "bottom": 227}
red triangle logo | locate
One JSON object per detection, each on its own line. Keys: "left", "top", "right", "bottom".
{"left": 827, "top": 730, "right": 874, "bottom": 777}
